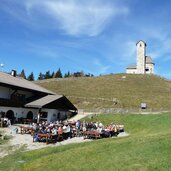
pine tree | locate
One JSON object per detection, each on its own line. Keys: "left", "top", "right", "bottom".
{"left": 55, "top": 68, "right": 63, "bottom": 78}
{"left": 64, "top": 73, "right": 68, "bottom": 78}
{"left": 51, "top": 71, "right": 55, "bottom": 78}
{"left": 38, "top": 72, "right": 44, "bottom": 80}
{"left": 64, "top": 71, "right": 71, "bottom": 78}
{"left": 27, "top": 72, "right": 34, "bottom": 81}
{"left": 44, "top": 70, "right": 51, "bottom": 79}
{"left": 20, "top": 69, "right": 26, "bottom": 79}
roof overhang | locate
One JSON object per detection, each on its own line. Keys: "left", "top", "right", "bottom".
{"left": 0, "top": 71, "right": 55, "bottom": 95}
{"left": 25, "top": 95, "right": 77, "bottom": 111}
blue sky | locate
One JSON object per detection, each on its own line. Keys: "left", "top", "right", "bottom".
{"left": 0, "top": 0, "right": 171, "bottom": 79}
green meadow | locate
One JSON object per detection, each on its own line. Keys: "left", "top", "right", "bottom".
{"left": 36, "top": 74, "right": 171, "bottom": 110}
{"left": 1, "top": 113, "right": 171, "bottom": 171}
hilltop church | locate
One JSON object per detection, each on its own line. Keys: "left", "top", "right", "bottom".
{"left": 126, "top": 40, "right": 155, "bottom": 74}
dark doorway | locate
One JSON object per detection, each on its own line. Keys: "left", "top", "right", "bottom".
{"left": 57, "top": 112, "right": 60, "bottom": 120}
{"left": 27, "top": 111, "right": 33, "bottom": 119}
{"left": 6, "top": 110, "right": 15, "bottom": 124}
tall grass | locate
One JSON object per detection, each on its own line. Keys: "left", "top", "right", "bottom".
{"left": 36, "top": 74, "right": 171, "bottom": 110}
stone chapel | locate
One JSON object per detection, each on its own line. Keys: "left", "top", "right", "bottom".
{"left": 126, "top": 40, "right": 155, "bottom": 74}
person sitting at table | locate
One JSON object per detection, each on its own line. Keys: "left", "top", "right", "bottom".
{"left": 57, "top": 126, "right": 63, "bottom": 141}
{"left": 82, "top": 121, "right": 87, "bottom": 132}
{"left": 32, "top": 123, "right": 38, "bottom": 131}
{"left": 52, "top": 127, "right": 58, "bottom": 142}
{"left": 37, "top": 127, "right": 45, "bottom": 134}
{"left": 33, "top": 134, "right": 39, "bottom": 142}
{"left": 97, "top": 126, "right": 103, "bottom": 134}
{"left": 76, "top": 120, "right": 81, "bottom": 137}
{"left": 99, "top": 122, "right": 103, "bottom": 128}
{"left": 66, "top": 124, "right": 71, "bottom": 139}
{"left": 63, "top": 123, "right": 68, "bottom": 139}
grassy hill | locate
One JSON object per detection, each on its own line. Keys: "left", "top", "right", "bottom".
{"left": 1, "top": 113, "right": 171, "bottom": 171}
{"left": 35, "top": 74, "right": 171, "bottom": 111}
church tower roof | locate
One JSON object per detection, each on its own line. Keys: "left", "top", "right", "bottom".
{"left": 136, "top": 40, "right": 147, "bottom": 46}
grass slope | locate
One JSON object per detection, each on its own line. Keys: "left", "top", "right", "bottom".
{"left": 1, "top": 113, "right": 171, "bottom": 171}
{"left": 35, "top": 74, "right": 171, "bottom": 110}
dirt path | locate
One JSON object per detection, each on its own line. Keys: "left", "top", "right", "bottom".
{"left": 0, "top": 125, "right": 91, "bottom": 158}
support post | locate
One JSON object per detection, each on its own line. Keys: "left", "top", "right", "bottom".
{"left": 37, "top": 108, "right": 41, "bottom": 124}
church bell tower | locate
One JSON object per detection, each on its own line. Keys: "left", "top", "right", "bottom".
{"left": 136, "top": 40, "right": 146, "bottom": 74}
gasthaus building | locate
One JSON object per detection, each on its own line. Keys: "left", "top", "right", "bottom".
{"left": 0, "top": 70, "right": 77, "bottom": 124}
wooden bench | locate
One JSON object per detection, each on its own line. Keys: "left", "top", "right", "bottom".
{"left": 83, "top": 131, "right": 101, "bottom": 139}
{"left": 33, "top": 133, "right": 59, "bottom": 144}
{"left": 33, "top": 133, "right": 50, "bottom": 144}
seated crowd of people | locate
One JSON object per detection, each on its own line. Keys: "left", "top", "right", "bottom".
{"left": 22, "top": 120, "right": 124, "bottom": 143}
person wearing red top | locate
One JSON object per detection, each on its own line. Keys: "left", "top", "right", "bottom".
{"left": 57, "top": 126, "right": 63, "bottom": 141}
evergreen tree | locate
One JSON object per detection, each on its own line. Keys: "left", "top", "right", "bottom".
{"left": 38, "top": 72, "right": 44, "bottom": 80}
{"left": 51, "top": 71, "right": 55, "bottom": 78}
{"left": 64, "top": 71, "right": 71, "bottom": 78}
{"left": 67, "top": 71, "right": 71, "bottom": 77}
{"left": 44, "top": 70, "right": 51, "bottom": 79}
{"left": 64, "top": 73, "right": 68, "bottom": 78}
{"left": 20, "top": 69, "right": 26, "bottom": 79}
{"left": 27, "top": 72, "right": 34, "bottom": 81}
{"left": 55, "top": 68, "right": 63, "bottom": 78}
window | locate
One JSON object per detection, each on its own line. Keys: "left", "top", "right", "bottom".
{"left": 40, "top": 112, "right": 48, "bottom": 118}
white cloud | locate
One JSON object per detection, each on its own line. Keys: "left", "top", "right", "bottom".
{"left": 136, "top": 27, "right": 171, "bottom": 61}
{"left": 148, "top": 37, "right": 171, "bottom": 61}
{"left": 41, "top": 0, "right": 129, "bottom": 36}
{"left": 2, "top": 0, "right": 129, "bottom": 36}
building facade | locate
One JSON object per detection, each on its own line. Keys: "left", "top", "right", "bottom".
{"left": 126, "top": 40, "right": 155, "bottom": 74}
{"left": 0, "top": 71, "right": 77, "bottom": 124}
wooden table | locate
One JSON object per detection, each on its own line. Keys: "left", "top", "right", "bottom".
{"left": 33, "top": 133, "right": 49, "bottom": 144}
{"left": 20, "top": 126, "right": 34, "bottom": 135}
{"left": 33, "top": 133, "right": 58, "bottom": 144}
{"left": 83, "top": 131, "right": 101, "bottom": 139}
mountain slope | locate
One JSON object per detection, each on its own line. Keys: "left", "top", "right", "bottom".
{"left": 35, "top": 74, "right": 171, "bottom": 111}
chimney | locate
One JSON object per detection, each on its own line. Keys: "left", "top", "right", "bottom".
{"left": 11, "top": 70, "right": 17, "bottom": 77}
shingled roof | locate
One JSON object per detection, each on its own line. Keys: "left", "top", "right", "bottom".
{"left": 0, "top": 71, "right": 55, "bottom": 94}
{"left": 146, "top": 56, "right": 154, "bottom": 64}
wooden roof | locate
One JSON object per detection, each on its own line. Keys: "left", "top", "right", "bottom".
{"left": 0, "top": 71, "right": 55, "bottom": 94}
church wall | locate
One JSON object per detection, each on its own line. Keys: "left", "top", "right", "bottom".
{"left": 145, "top": 63, "right": 154, "bottom": 74}
{"left": 126, "top": 68, "right": 137, "bottom": 74}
